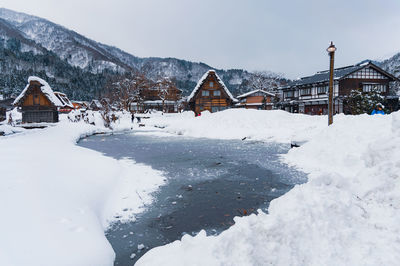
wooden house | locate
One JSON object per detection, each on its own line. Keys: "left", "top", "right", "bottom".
{"left": 133, "top": 80, "right": 182, "bottom": 113}
{"left": 89, "top": 100, "right": 103, "bottom": 111}
{"left": 236, "top": 89, "right": 276, "bottom": 110}
{"left": 188, "top": 70, "right": 237, "bottom": 114}
{"left": 279, "top": 61, "right": 399, "bottom": 115}
{"left": 13, "top": 77, "right": 63, "bottom": 123}
{"left": 54, "top": 91, "right": 74, "bottom": 113}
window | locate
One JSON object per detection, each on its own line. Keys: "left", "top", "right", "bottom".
{"left": 33, "top": 94, "right": 40, "bottom": 105}
{"left": 202, "top": 90, "right": 210, "bottom": 96}
{"left": 284, "top": 91, "right": 294, "bottom": 98}
{"left": 348, "top": 67, "right": 387, "bottom": 79}
{"left": 209, "top": 82, "right": 214, "bottom": 87}
{"left": 317, "top": 86, "right": 328, "bottom": 94}
{"left": 299, "top": 88, "right": 311, "bottom": 96}
{"left": 362, "top": 84, "right": 386, "bottom": 93}
{"left": 213, "top": 90, "right": 221, "bottom": 96}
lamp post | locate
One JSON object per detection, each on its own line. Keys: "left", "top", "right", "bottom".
{"left": 327, "top": 41, "right": 336, "bottom": 126}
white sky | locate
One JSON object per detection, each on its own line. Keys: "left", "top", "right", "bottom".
{"left": 2, "top": 0, "right": 400, "bottom": 79}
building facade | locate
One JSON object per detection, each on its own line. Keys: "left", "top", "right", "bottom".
{"left": 129, "top": 81, "right": 182, "bottom": 113}
{"left": 188, "top": 70, "right": 237, "bottom": 114}
{"left": 279, "top": 62, "right": 398, "bottom": 115}
{"left": 236, "top": 89, "right": 276, "bottom": 110}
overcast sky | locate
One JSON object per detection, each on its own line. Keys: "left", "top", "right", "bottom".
{"left": 2, "top": 0, "right": 400, "bottom": 78}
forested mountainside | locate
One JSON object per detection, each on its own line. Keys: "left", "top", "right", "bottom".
{"left": 1, "top": 8, "right": 278, "bottom": 100}
{"left": 379, "top": 53, "right": 400, "bottom": 81}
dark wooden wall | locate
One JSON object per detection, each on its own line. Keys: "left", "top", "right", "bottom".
{"left": 191, "top": 73, "right": 232, "bottom": 114}
{"left": 339, "top": 78, "right": 390, "bottom": 96}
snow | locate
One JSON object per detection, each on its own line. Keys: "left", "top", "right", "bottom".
{"left": 236, "top": 89, "right": 275, "bottom": 99}
{"left": 135, "top": 109, "right": 400, "bottom": 266}
{"left": 0, "top": 112, "right": 165, "bottom": 266}
{"left": 144, "top": 100, "right": 177, "bottom": 104}
{"left": 3, "top": 107, "right": 400, "bottom": 266}
{"left": 187, "top": 70, "right": 237, "bottom": 102}
{"left": 143, "top": 109, "right": 326, "bottom": 143}
{"left": 54, "top": 91, "right": 74, "bottom": 108}
{"left": 13, "top": 76, "right": 64, "bottom": 107}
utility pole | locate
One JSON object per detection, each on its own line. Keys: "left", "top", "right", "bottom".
{"left": 327, "top": 42, "right": 336, "bottom": 126}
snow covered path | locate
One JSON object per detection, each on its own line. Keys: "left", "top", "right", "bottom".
{"left": 0, "top": 119, "right": 165, "bottom": 266}
{"left": 135, "top": 110, "right": 400, "bottom": 266}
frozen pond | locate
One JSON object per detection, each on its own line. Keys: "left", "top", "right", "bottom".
{"left": 78, "top": 130, "right": 306, "bottom": 265}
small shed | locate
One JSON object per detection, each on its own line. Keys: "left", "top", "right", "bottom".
{"left": 188, "top": 70, "right": 237, "bottom": 114}
{"left": 13, "top": 77, "right": 63, "bottom": 123}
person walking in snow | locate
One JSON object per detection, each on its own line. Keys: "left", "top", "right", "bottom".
{"left": 7, "top": 113, "right": 14, "bottom": 126}
{"left": 371, "top": 103, "right": 385, "bottom": 115}
{"left": 131, "top": 112, "right": 135, "bottom": 123}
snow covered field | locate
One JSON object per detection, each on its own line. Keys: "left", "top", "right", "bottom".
{"left": 136, "top": 109, "right": 400, "bottom": 266}
{"left": 2, "top": 109, "right": 400, "bottom": 266}
{"left": 0, "top": 113, "right": 165, "bottom": 266}
{"left": 143, "top": 109, "right": 326, "bottom": 143}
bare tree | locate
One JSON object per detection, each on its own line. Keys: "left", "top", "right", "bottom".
{"left": 131, "top": 72, "right": 149, "bottom": 112}
{"left": 104, "top": 71, "right": 149, "bottom": 112}
{"left": 155, "top": 77, "right": 178, "bottom": 113}
{"left": 248, "top": 71, "right": 285, "bottom": 92}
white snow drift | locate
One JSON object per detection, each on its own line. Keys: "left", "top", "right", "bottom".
{"left": 0, "top": 114, "right": 165, "bottom": 266}
{"left": 2, "top": 108, "right": 400, "bottom": 266}
{"left": 136, "top": 109, "right": 400, "bottom": 266}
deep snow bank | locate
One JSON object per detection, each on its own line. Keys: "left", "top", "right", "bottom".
{"left": 0, "top": 115, "right": 165, "bottom": 266}
{"left": 137, "top": 111, "right": 400, "bottom": 266}
{"left": 144, "top": 109, "right": 326, "bottom": 143}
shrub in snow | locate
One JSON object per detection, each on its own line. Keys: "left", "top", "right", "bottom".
{"left": 345, "top": 88, "right": 386, "bottom": 114}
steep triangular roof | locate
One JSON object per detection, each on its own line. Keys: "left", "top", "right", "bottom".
{"left": 188, "top": 70, "right": 237, "bottom": 102}
{"left": 237, "top": 89, "right": 275, "bottom": 99}
{"left": 90, "top": 99, "right": 103, "bottom": 108}
{"left": 54, "top": 91, "right": 74, "bottom": 108}
{"left": 13, "top": 76, "right": 63, "bottom": 107}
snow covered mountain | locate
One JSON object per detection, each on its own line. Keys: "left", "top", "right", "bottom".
{"left": 0, "top": 17, "right": 45, "bottom": 55}
{"left": 0, "top": 7, "right": 133, "bottom": 73}
{"left": 0, "top": 7, "right": 256, "bottom": 97}
{"left": 379, "top": 53, "right": 400, "bottom": 79}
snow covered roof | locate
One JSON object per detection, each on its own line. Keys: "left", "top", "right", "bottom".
{"left": 283, "top": 61, "right": 397, "bottom": 88}
{"left": 144, "top": 100, "right": 177, "bottom": 105}
{"left": 90, "top": 100, "right": 103, "bottom": 108}
{"left": 237, "top": 89, "right": 275, "bottom": 99}
{"left": 188, "top": 70, "right": 238, "bottom": 102}
{"left": 54, "top": 91, "right": 74, "bottom": 108}
{"left": 13, "top": 76, "right": 64, "bottom": 107}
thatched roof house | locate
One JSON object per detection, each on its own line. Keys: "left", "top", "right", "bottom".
{"left": 14, "top": 77, "right": 62, "bottom": 123}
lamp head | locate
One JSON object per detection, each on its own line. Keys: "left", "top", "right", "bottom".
{"left": 327, "top": 41, "right": 337, "bottom": 53}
